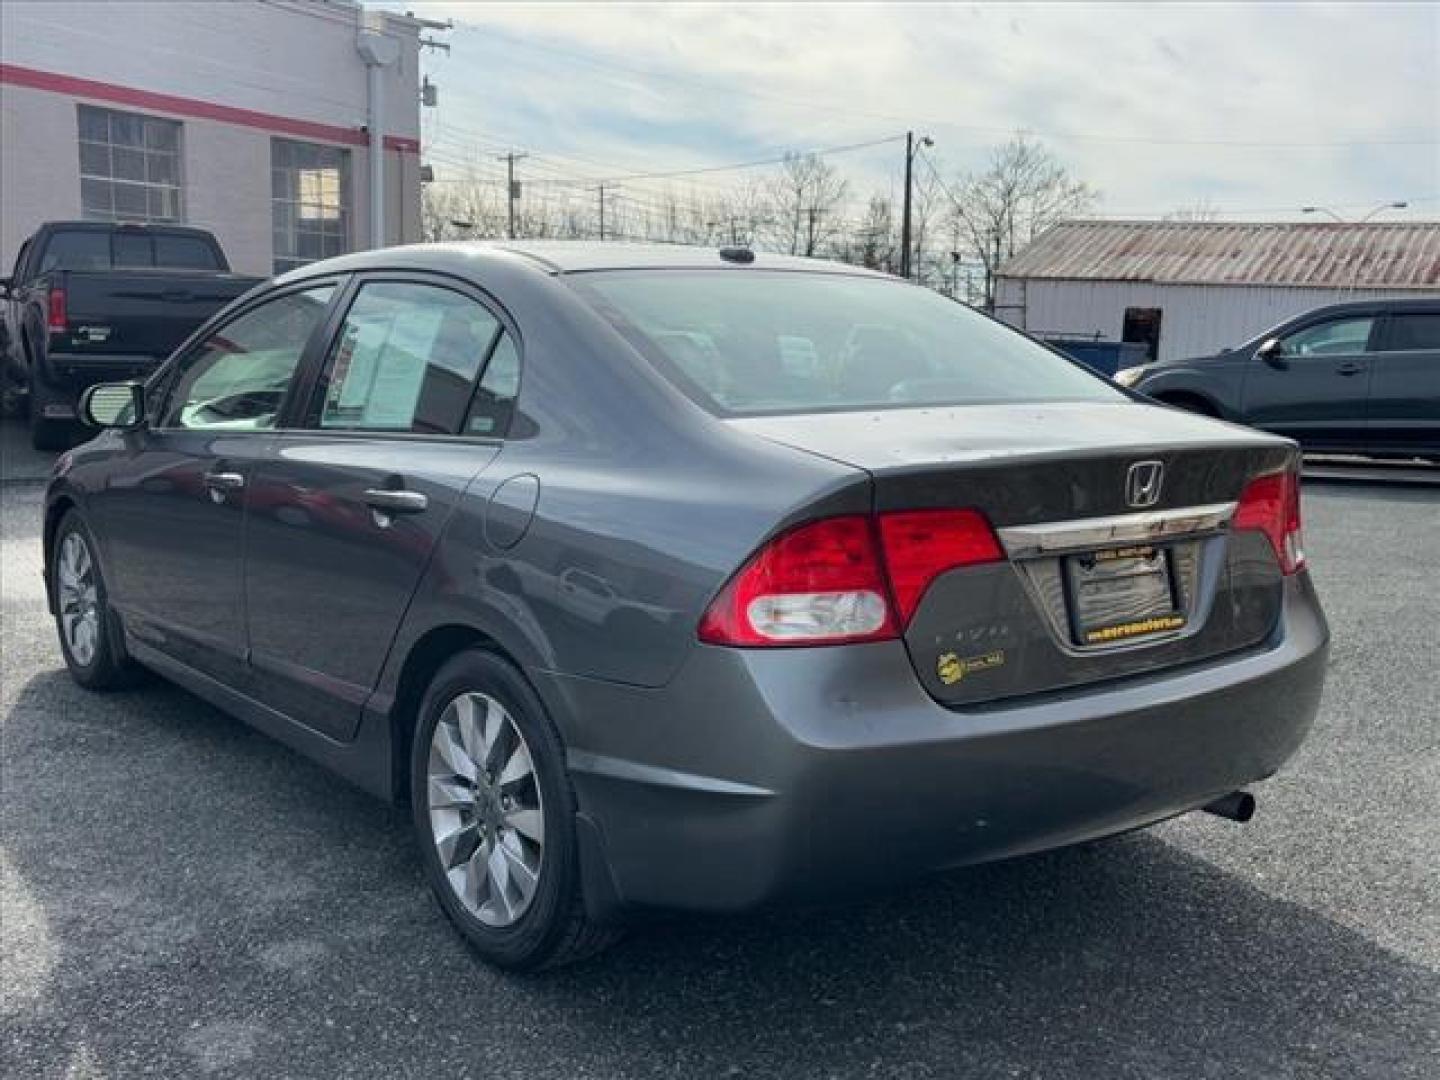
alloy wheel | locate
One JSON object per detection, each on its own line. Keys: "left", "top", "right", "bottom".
{"left": 57, "top": 532, "right": 100, "bottom": 667}
{"left": 426, "top": 691, "right": 545, "bottom": 927}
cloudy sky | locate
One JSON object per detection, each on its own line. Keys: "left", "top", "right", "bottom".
{"left": 393, "top": 1, "right": 1438, "bottom": 224}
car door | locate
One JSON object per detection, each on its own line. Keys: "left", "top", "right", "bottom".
{"left": 1241, "top": 312, "right": 1379, "bottom": 451}
{"left": 242, "top": 274, "right": 517, "bottom": 741}
{"left": 88, "top": 281, "right": 339, "bottom": 684}
{"left": 1368, "top": 311, "right": 1440, "bottom": 458}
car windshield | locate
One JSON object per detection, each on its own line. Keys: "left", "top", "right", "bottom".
{"left": 571, "top": 269, "right": 1123, "bottom": 416}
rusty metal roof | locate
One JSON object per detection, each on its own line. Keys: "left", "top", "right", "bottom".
{"left": 998, "top": 220, "right": 1440, "bottom": 289}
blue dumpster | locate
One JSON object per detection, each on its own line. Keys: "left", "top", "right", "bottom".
{"left": 1044, "top": 338, "right": 1150, "bottom": 377}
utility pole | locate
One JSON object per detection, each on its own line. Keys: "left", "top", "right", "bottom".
{"left": 498, "top": 151, "right": 527, "bottom": 239}
{"left": 595, "top": 184, "right": 621, "bottom": 241}
{"left": 900, "top": 131, "right": 933, "bottom": 280}
{"left": 803, "top": 206, "right": 828, "bottom": 256}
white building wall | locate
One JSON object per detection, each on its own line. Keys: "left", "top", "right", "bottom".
{"left": 1, "top": 0, "right": 421, "bottom": 275}
{"left": 994, "top": 278, "right": 1437, "bottom": 363}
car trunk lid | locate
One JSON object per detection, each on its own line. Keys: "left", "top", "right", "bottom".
{"left": 729, "top": 401, "right": 1297, "bottom": 705}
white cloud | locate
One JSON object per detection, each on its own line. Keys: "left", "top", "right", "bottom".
{"left": 400, "top": 1, "right": 1439, "bottom": 220}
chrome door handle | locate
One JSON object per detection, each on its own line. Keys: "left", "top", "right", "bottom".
{"left": 203, "top": 471, "right": 245, "bottom": 491}
{"left": 1336, "top": 362, "right": 1364, "bottom": 376}
{"left": 363, "top": 489, "right": 428, "bottom": 514}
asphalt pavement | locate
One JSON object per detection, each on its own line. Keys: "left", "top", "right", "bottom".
{"left": 2, "top": 421, "right": 1437, "bottom": 1079}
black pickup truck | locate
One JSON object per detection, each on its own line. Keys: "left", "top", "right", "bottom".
{"left": 1, "top": 221, "right": 262, "bottom": 449}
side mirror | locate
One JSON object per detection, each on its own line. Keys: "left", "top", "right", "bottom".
{"left": 1255, "top": 337, "right": 1286, "bottom": 367}
{"left": 79, "top": 381, "right": 147, "bottom": 431}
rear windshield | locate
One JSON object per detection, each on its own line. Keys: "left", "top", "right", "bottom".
{"left": 38, "top": 230, "right": 222, "bottom": 273}
{"left": 571, "top": 270, "right": 1123, "bottom": 416}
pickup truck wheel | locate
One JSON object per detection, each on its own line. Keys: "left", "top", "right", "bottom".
{"left": 411, "top": 649, "right": 621, "bottom": 970}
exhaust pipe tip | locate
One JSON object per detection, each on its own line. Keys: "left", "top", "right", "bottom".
{"left": 1203, "top": 790, "right": 1256, "bottom": 823}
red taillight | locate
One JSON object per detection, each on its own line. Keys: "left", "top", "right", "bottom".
{"left": 698, "top": 515, "right": 896, "bottom": 646}
{"left": 698, "top": 508, "right": 1003, "bottom": 647}
{"left": 1234, "top": 467, "right": 1305, "bottom": 574}
{"left": 877, "top": 509, "right": 1003, "bottom": 624}
{"left": 47, "top": 286, "right": 67, "bottom": 333}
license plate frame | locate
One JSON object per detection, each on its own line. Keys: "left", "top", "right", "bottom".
{"left": 1064, "top": 543, "right": 1186, "bottom": 646}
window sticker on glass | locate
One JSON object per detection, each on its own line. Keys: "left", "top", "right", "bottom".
{"left": 319, "top": 282, "right": 500, "bottom": 434}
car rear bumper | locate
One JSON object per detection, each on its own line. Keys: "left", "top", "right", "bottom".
{"left": 534, "top": 571, "right": 1329, "bottom": 916}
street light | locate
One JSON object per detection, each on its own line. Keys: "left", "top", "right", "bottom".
{"left": 1302, "top": 201, "right": 1408, "bottom": 223}
{"left": 1301, "top": 202, "right": 1411, "bottom": 296}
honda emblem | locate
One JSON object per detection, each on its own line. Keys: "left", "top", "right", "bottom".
{"left": 1126, "top": 461, "right": 1164, "bottom": 508}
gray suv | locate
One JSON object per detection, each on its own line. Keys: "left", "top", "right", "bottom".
{"left": 1117, "top": 298, "right": 1440, "bottom": 460}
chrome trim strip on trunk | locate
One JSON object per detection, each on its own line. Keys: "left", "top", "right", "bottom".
{"left": 996, "top": 502, "right": 1238, "bottom": 560}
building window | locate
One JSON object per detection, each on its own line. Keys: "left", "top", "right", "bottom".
{"left": 272, "top": 139, "right": 351, "bottom": 274}
{"left": 77, "top": 105, "right": 183, "bottom": 222}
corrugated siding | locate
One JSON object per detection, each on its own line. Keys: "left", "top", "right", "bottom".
{"left": 999, "top": 221, "right": 1440, "bottom": 289}
{"left": 994, "top": 279, "right": 1435, "bottom": 364}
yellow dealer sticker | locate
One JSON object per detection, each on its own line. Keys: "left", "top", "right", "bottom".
{"left": 937, "top": 649, "right": 1006, "bottom": 685}
{"left": 1084, "top": 614, "right": 1186, "bottom": 645}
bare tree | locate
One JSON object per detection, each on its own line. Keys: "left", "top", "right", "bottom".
{"left": 945, "top": 134, "right": 1097, "bottom": 309}
{"left": 762, "top": 153, "right": 849, "bottom": 256}
{"left": 833, "top": 194, "right": 896, "bottom": 272}
{"left": 1163, "top": 199, "right": 1221, "bottom": 222}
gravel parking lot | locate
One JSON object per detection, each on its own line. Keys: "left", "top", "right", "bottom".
{"left": 3, "top": 420, "right": 1437, "bottom": 1079}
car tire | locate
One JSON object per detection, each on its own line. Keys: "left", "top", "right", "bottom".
{"left": 410, "top": 649, "right": 619, "bottom": 970}
{"left": 51, "top": 511, "right": 143, "bottom": 690}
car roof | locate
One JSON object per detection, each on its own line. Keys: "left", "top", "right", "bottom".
{"left": 1297, "top": 297, "right": 1440, "bottom": 316}
{"left": 278, "top": 240, "right": 894, "bottom": 281}
{"left": 38, "top": 220, "right": 218, "bottom": 238}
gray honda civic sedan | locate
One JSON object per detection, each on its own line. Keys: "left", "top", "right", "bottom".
{"left": 46, "top": 242, "right": 1328, "bottom": 969}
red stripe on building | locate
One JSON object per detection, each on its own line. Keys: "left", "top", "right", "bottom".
{"left": 0, "top": 63, "right": 419, "bottom": 154}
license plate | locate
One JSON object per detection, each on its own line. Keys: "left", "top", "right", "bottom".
{"left": 1065, "top": 544, "right": 1185, "bottom": 645}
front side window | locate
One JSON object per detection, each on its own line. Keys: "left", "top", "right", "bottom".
{"left": 272, "top": 139, "right": 351, "bottom": 274}
{"left": 1281, "top": 317, "right": 1375, "bottom": 358}
{"left": 315, "top": 282, "right": 501, "bottom": 434}
{"left": 163, "top": 286, "right": 335, "bottom": 431}
{"left": 1380, "top": 313, "right": 1440, "bottom": 352}
{"left": 78, "top": 105, "right": 183, "bottom": 223}
{"left": 571, "top": 271, "right": 1123, "bottom": 416}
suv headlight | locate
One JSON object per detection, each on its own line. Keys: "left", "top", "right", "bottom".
{"left": 1113, "top": 366, "right": 1149, "bottom": 388}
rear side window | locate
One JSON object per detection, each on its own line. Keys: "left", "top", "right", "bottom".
{"left": 571, "top": 271, "right": 1121, "bottom": 416}
{"left": 315, "top": 281, "right": 501, "bottom": 434}
{"left": 1381, "top": 313, "right": 1440, "bottom": 352}
{"left": 464, "top": 332, "right": 520, "bottom": 436}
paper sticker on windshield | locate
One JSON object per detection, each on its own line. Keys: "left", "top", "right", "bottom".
{"left": 937, "top": 649, "right": 1005, "bottom": 685}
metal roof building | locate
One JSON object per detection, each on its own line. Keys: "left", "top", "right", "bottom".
{"left": 995, "top": 221, "right": 1440, "bottom": 364}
